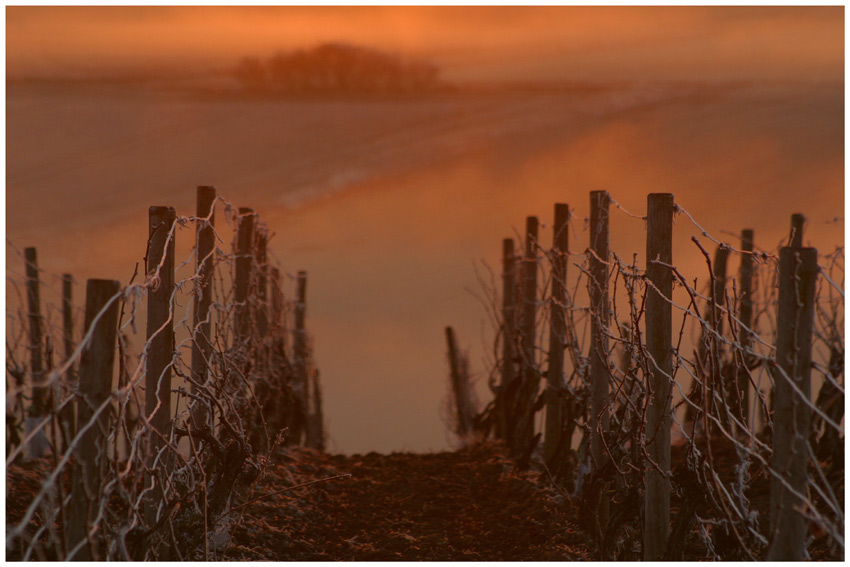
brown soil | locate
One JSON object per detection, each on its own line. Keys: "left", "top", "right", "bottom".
{"left": 224, "top": 441, "right": 592, "bottom": 561}
{"left": 5, "top": 439, "right": 841, "bottom": 560}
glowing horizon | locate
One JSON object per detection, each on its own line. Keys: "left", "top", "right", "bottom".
{"left": 6, "top": 6, "right": 844, "bottom": 83}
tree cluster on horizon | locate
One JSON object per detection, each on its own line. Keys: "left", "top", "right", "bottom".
{"left": 233, "top": 43, "right": 441, "bottom": 95}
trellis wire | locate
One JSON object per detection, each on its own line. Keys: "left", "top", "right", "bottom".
{"left": 477, "top": 193, "right": 843, "bottom": 560}
{"left": 6, "top": 192, "right": 320, "bottom": 560}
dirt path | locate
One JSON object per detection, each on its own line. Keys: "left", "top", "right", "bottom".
{"left": 225, "top": 441, "right": 592, "bottom": 561}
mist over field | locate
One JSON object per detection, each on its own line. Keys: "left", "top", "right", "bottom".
{"left": 6, "top": 6, "right": 844, "bottom": 455}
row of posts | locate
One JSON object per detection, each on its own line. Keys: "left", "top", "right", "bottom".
{"left": 19, "top": 249, "right": 76, "bottom": 456}
{"left": 19, "top": 186, "right": 317, "bottom": 559}
{"left": 495, "top": 191, "right": 817, "bottom": 560}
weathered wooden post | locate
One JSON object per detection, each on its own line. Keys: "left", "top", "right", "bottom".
{"left": 686, "top": 244, "right": 730, "bottom": 425}
{"left": 60, "top": 273, "right": 76, "bottom": 445}
{"left": 768, "top": 214, "right": 807, "bottom": 417}
{"left": 146, "top": 206, "right": 176, "bottom": 438}
{"left": 62, "top": 274, "right": 75, "bottom": 363}
{"left": 767, "top": 246, "right": 818, "bottom": 561}
{"left": 66, "top": 279, "right": 121, "bottom": 561}
{"left": 24, "top": 247, "right": 48, "bottom": 458}
{"left": 234, "top": 207, "right": 255, "bottom": 343}
{"left": 445, "top": 326, "right": 474, "bottom": 438}
{"left": 256, "top": 229, "right": 269, "bottom": 339}
{"left": 306, "top": 370, "right": 325, "bottom": 451}
{"left": 515, "top": 216, "right": 539, "bottom": 455}
{"left": 736, "top": 229, "right": 755, "bottom": 426}
{"left": 190, "top": 187, "right": 215, "bottom": 431}
{"left": 270, "top": 268, "right": 284, "bottom": 335}
{"left": 644, "top": 193, "right": 674, "bottom": 560}
{"left": 709, "top": 246, "right": 731, "bottom": 433}
{"left": 293, "top": 270, "right": 309, "bottom": 445}
{"left": 145, "top": 206, "right": 176, "bottom": 527}
{"left": 589, "top": 191, "right": 610, "bottom": 469}
{"left": 498, "top": 238, "right": 517, "bottom": 442}
{"left": 544, "top": 203, "right": 570, "bottom": 464}
{"left": 710, "top": 246, "right": 730, "bottom": 336}
{"left": 270, "top": 267, "right": 286, "bottom": 364}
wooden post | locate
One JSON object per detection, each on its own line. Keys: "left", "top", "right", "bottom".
{"left": 313, "top": 371, "right": 325, "bottom": 451}
{"left": 498, "top": 238, "right": 517, "bottom": 442}
{"left": 146, "top": 206, "right": 176, "bottom": 437}
{"left": 234, "top": 207, "right": 255, "bottom": 343}
{"left": 544, "top": 203, "right": 570, "bottom": 463}
{"left": 685, "top": 244, "right": 730, "bottom": 425}
{"left": 768, "top": 215, "right": 806, "bottom": 418}
{"left": 60, "top": 273, "right": 76, "bottom": 445}
{"left": 709, "top": 246, "right": 731, "bottom": 432}
{"left": 24, "top": 247, "right": 48, "bottom": 458}
{"left": 65, "top": 279, "right": 120, "bottom": 561}
{"left": 256, "top": 230, "right": 269, "bottom": 339}
{"left": 270, "top": 267, "right": 286, "bottom": 366}
{"left": 710, "top": 246, "right": 730, "bottom": 337}
{"left": 270, "top": 268, "right": 284, "bottom": 335}
{"left": 589, "top": 191, "right": 610, "bottom": 469}
{"left": 306, "top": 370, "right": 325, "bottom": 451}
{"left": 293, "top": 270, "right": 309, "bottom": 445}
{"left": 767, "top": 247, "right": 818, "bottom": 561}
{"left": 515, "top": 216, "right": 539, "bottom": 454}
{"left": 62, "top": 274, "right": 75, "bottom": 363}
{"left": 145, "top": 206, "right": 175, "bottom": 528}
{"left": 644, "top": 193, "right": 674, "bottom": 560}
{"left": 445, "top": 326, "right": 474, "bottom": 438}
{"left": 190, "top": 187, "right": 215, "bottom": 431}
{"left": 736, "top": 230, "right": 755, "bottom": 426}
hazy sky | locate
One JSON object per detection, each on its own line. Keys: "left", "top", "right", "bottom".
{"left": 6, "top": 6, "right": 844, "bottom": 83}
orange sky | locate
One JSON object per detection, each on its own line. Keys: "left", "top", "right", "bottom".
{"left": 6, "top": 6, "right": 844, "bottom": 83}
